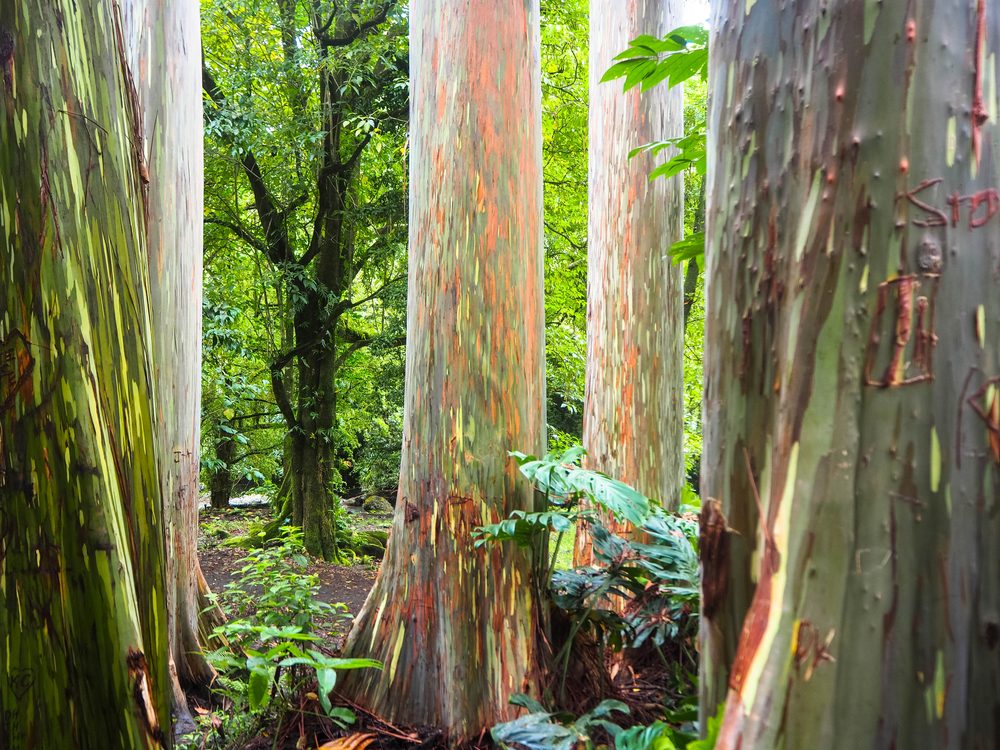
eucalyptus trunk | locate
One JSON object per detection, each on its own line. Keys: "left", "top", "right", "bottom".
{"left": 340, "top": 0, "right": 546, "bottom": 736}
{"left": 120, "top": 0, "right": 222, "bottom": 708}
{"left": 701, "top": 1, "right": 1000, "bottom": 747}
{"left": 574, "top": 0, "right": 685, "bottom": 567}
{"left": 0, "top": 1, "right": 170, "bottom": 746}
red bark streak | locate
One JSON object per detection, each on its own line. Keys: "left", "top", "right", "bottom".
{"left": 886, "top": 276, "right": 914, "bottom": 384}
{"left": 968, "top": 376, "right": 1000, "bottom": 463}
{"left": 727, "top": 569, "right": 774, "bottom": 695}
{"left": 972, "top": 0, "right": 988, "bottom": 166}
{"left": 865, "top": 275, "right": 939, "bottom": 387}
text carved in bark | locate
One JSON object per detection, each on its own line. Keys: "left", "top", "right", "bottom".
{"left": 864, "top": 274, "right": 939, "bottom": 387}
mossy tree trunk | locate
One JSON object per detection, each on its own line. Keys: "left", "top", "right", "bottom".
{"left": 120, "top": 0, "right": 223, "bottom": 712}
{"left": 702, "top": 1, "right": 1000, "bottom": 747}
{"left": 210, "top": 431, "right": 235, "bottom": 510}
{"left": 340, "top": 0, "right": 546, "bottom": 737}
{"left": 0, "top": 1, "right": 170, "bottom": 747}
{"left": 201, "top": 2, "right": 406, "bottom": 561}
{"left": 574, "top": 0, "right": 685, "bottom": 567}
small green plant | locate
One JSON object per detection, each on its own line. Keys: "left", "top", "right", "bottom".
{"left": 185, "top": 526, "right": 380, "bottom": 748}
{"left": 475, "top": 447, "right": 700, "bottom": 656}
{"left": 492, "top": 695, "right": 630, "bottom": 750}
{"left": 478, "top": 447, "right": 703, "bottom": 747}
{"left": 492, "top": 698, "right": 713, "bottom": 750}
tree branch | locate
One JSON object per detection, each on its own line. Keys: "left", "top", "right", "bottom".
{"left": 324, "top": 1, "right": 396, "bottom": 46}
{"left": 205, "top": 216, "right": 266, "bottom": 253}
{"left": 203, "top": 64, "right": 293, "bottom": 266}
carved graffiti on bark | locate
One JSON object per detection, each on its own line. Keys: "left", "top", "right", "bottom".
{"left": 864, "top": 274, "right": 939, "bottom": 387}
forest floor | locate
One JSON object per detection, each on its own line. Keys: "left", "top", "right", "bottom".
{"left": 198, "top": 503, "right": 386, "bottom": 640}
{"left": 192, "top": 502, "right": 680, "bottom": 750}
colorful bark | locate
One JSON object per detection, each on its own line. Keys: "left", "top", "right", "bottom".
{"left": 574, "top": 0, "right": 685, "bottom": 567}
{"left": 340, "top": 0, "right": 546, "bottom": 736}
{"left": 702, "top": 1, "right": 1000, "bottom": 747}
{"left": 0, "top": 1, "right": 170, "bottom": 747}
{"left": 120, "top": 0, "right": 222, "bottom": 700}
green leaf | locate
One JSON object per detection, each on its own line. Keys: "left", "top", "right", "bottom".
{"left": 492, "top": 712, "right": 577, "bottom": 750}
{"left": 669, "top": 24, "right": 709, "bottom": 46}
{"left": 509, "top": 692, "right": 548, "bottom": 713}
{"left": 687, "top": 705, "right": 724, "bottom": 750}
{"left": 316, "top": 668, "right": 337, "bottom": 715}
{"left": 623, "top": 59, "right": 658, "bottom": 91}
{"left": 248, "top": 668, "right": 271, "bottom": 711}
{"left": 667, "top": 233, "right": 705, "bottom": 265}
{"left": 326, "top": 706, "right": 357, "bottom": 727}
{"left": 601, "top": 59, "right": 644, "bottom": 83}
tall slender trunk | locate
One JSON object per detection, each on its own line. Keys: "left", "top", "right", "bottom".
{"left": 0, "top": 2, "right": 170, "bottom": 746}
{"left": 702, "top": 1, "right": 1000, "bottom": 747}
{"left": 574, "top": 0, "right": 685, "bottom": 567}
{"left": 340, "top": 0, "right": 546, "bottom": 736}
{"left": 120, "top": 0, "right": 222, "bottom": 709}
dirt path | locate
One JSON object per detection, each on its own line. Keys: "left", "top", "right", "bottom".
{"left": 199, "top": 546, "right": 378, "bottom": 617}
{"left": 197, "top": 506, "right": 382, "bottom": 640}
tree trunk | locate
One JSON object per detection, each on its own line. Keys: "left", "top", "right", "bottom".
{"left": 210, "top": 434, "right": 235, "bottom": 510}
{"left": 120, "top": 0, "right": 222, "bottom": 710}
{"left": 288, "top": 284, "right": 343, "bottom": 561}
{"left": 702, "top": 1, "right": 1000, "bottom": 747}
{"left": 574, "top": 0, "right": 685, "bottom": 567}
{"left": 0, "top": 2, "right": 170, "bottom": 746}
{"left": 340, "top": 0, "right": 546, "bottom": 736}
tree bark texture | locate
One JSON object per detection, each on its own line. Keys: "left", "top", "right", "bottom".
{"left": 574, "top": 0, "right": 685, "bottom": 567}
{"left": 120, "top": 0, "right": 221, "bottom": 701}
{"left": 702, "top": 2, "right": 1000, "bottom": 747}
{"left": 340, "top": 0, "right": 546, "bottom": 736}
{"left": 0, "top": 2, "right": 170, "bottom": 747}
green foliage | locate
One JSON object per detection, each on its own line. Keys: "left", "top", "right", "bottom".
{"left": 477, "top": 447, "right": 700, "bottom": 664}
{"left": 492, "top": 696, "right": 630, "bottom": 750}
{"left": 601, "top": 27, "right": 708, "bottom": 91}
{"left": 540, "top": 0, "right": 589, "bottom": 449}
{"left": 492, "top": 697, "right": 709, "bottom": 750}
{"left": 185, "top": 527, "right": 381, "bottom": 748}
{"left": 602, "top": 25, "right": 709, "bottom": 267}
{"left": 551, "top": 511, "right": 699, "bottom": 651}
{"left": 201, "top": 0, "right": 410, "bottom": 508}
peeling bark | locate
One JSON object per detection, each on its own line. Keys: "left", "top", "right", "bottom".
{"left": 0, "top": 1, "right": 171, "bottom": 746}
{"left": 121, "top": 0, "right": 223, "bottom": 714}
{"left": 574, "top": 0, "right": 685, "bottom": 568}
{"left": 339, "top": 0, "right": 546, "bottom": 736}
{"left": 702, "top": 1, "right": 1000, "bottom": 747}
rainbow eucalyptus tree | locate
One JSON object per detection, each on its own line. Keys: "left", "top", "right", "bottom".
{"left": 701, "top": 1, "right": 1000, "bottom": 747}
{"left": 340, "top": 0, "right": 546, "bottom": 737}
{"left": 0, "top": 1, "right": 171, "bottom": 746}
{"left": 120, "top": 0, "right": 223, "bottom": 709}
{"left": 574, "top": 0, "right": 685, "bottom": 566}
